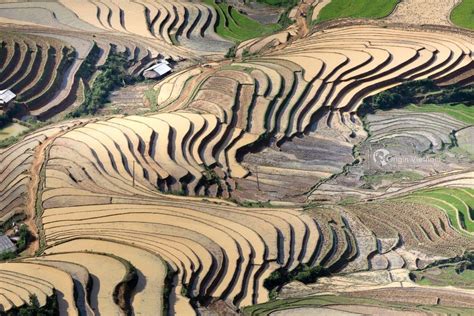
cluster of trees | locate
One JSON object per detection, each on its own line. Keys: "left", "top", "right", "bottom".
{"left": 201, "top": 166, "right": 221, "bottom": 188}
{"left": 77, "top": 43, "right": 101, "bottom": 80}
{"left": 455, "top": 252, "right": 474, "bottom": 274}
{"left": 6, "top": 294, "right": 58, "bottom": 316}
{"left": 0, "top": 103, "right": 24, "bottom": 129}
{"left": 416, "top": 251, "right": 474, "bottom": 274}
{"left": 264, "top": 264, "right": 329, "bottom": 292}
{"left": 358, "top": 80, "right": 473, "bottom": 116}
{"left": 16, "top": 224, "right": 31, "bottom": 253}
{"left": 67, "top": 51, "right": 130, "bottom": 118}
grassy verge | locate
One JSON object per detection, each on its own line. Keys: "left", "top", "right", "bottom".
{"left": 316, "top": 0, "right": 398, "bottom": 22}
{"left": 451, "top": 0, "right": 474, "bottom": 30}
{"left": 144, "top": 88, "right": 158, "bottom": 111}
{"left": 203, "top": 0, "right": 281, "bottom": 42}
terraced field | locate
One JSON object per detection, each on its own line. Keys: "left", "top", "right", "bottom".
{"left": 403, "top": 188, "right": 474, "bottom": 234}
{"left": 203, "top": 0, "right": 281, "bottom": 42}
{"left": 0, "top": 29, "right": 171, "bottom": 120}
{"left": 243, "top": 292, "right": 474, "bottom": 315}
{"left": 0, "top": 0, "right": 234, "bottom": 53}
{"left": 406, "top": 103, "right": 474, "bottom": 124}
{"left": 0, "top": 1, "right": 473, "bottom": 315}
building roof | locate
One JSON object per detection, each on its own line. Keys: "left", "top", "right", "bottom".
{"left": 0, "top": 89, "right": 16, "bottom": 104}
{"left": 145, "top": 62, "right": 172, "bottom": 76}
{"left": 0, "top": 235, "right": 16, "bottom": 254}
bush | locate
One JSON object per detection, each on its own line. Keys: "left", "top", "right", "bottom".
{"left": 264, "top": 264, "right": 329, "bottom": 292}
{"left": 225, "top": 45, "right": 236, "bottom": 58}
{"left": 0, "top": 102, "right": 26, "bottom": 129}
{"left": 16, "top": 224, "right": 31, "bottom": 252}
{"left": 0, "top": 251, "right": 16, "bottom": 261}
{"left": 7, "top": 293, "right": 59, "bottom": 316}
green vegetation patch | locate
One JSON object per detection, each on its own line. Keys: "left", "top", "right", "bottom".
{"left": 316, "top": 0, "right": 398, "bottom": 22}
{"left": 412, "top": 252, "right": 474, "bottom": 288}
{"left": 406, "top": 103, "right": 474, "bottom": 125}
{"left": 451, "top": 0, "right": 474, "bottom": 30}
{"left": 0, "top": 102, "right": 25, "bottom": 130}
{"left": 256, "top": 0, "right": 297, "bottom": 7}
{"left": 414, "top": 266, "right": 474, "bottom": 288}
{"left": 0, "top": 224, "right": 31, "bottom": 261}
{"left": 203, "top": 0, "right": 281, "bottom": 42}
{"left": 358, "top": 80, "right": 473, "bottom": 119}
{"left": 143, "top": 88, "right": 158, "bottom": 111}
{"left": 67, "top": 50, "right": 130, "bottom": 118}
{"left": 264, "top": 264, "right": 329, "bottom": 295}
{"left": 5, "top": 293, "right": 59, "bottom": 316}
{"left": 401, "top": 188, "right": 474, "bottom": 234}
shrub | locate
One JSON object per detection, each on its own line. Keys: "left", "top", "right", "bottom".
{"left": 225, "top": 45, "right": 236, "bottom": 58}
{"left": 0, "top": 251, "right": 16, "bottom": 261}
{"left": 0, "top": 102, "right": 26, "bottom": 129}
{"left": 16, "top": 224, "right": 31, "bottom": 252}
{"left": 7, "top": 293, "right": 59, "bottom": 316}
{"left": 264, "top": 264, "right": 329, "bottom": 291}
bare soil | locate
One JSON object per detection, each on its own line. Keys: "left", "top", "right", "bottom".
{"left": 98, "top": 82, "right": 155, "bottom": 116}
{"left": 385, "top": 0, "right": 461, "bottom": 26}
{"left": 236, "top": 128, "right": 354, "bottom": 202}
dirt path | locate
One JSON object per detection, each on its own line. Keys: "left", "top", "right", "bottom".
{"left": 24, "top": 137, "right": 53, "bottom": 256}
{"left": 385, "top": 0, "right": 461, "bottom": 26}
{"left": 294, "top": 1, "right": 311, "bottom": 38}
{"left": 24, "top": 121, "right": 89, "bottom": 256}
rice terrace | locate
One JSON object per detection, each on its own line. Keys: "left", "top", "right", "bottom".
{"left": 0, "top": 0, "right": 473, "bottom": 315}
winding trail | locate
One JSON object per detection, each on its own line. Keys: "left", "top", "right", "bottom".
{"left": 24, "top": 121, "right": 90, "bottom": 256}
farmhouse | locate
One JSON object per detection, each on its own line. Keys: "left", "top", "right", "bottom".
{"left": 0, "top": 89, "right": 16, "bottom": 110}
{"left": 143, "top": 61, "right": 172, "bottom": 79}
{"left": 0, "top": 235, "right": 16, "bottom": 254}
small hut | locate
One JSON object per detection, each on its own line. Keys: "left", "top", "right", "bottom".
{"left": 143, "top": 61, "right": 172, "bottom": 79}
